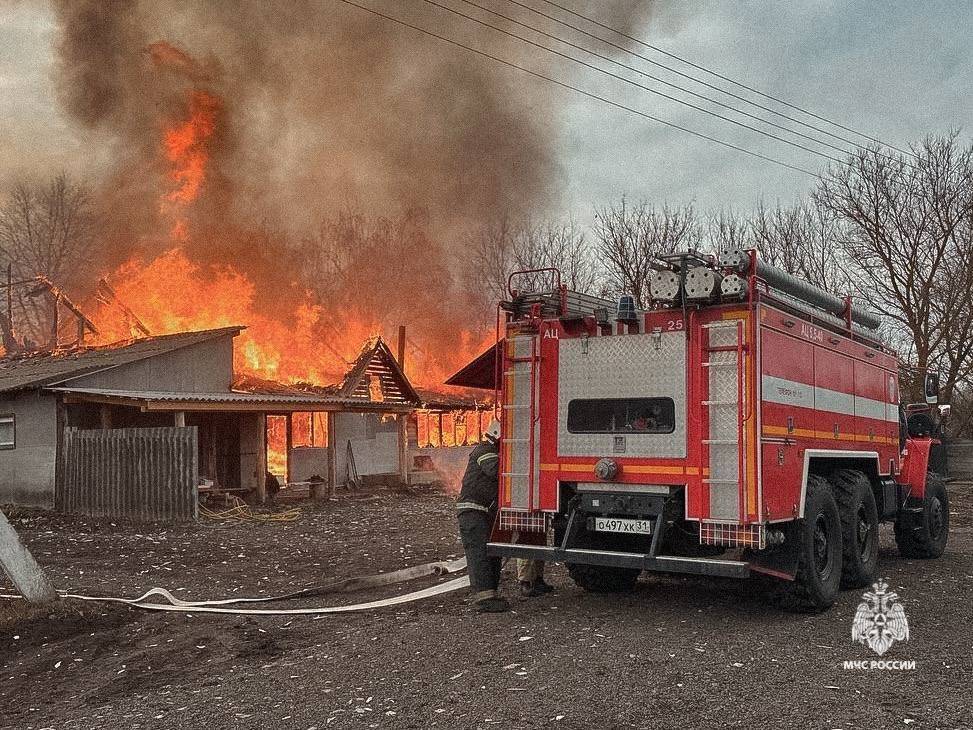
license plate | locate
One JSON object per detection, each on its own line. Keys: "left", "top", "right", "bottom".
{"left": 593, "top": 517, "right": 652, "bottom": 535}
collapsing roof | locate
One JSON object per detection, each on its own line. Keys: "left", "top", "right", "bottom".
{"left": 2, "top": 324, "right": 472, "bottom": 414}
{"left": 47, "top": 334, "right": 423, "bottom": 413}
{"left": 331, "top": 336, "right": 421, "bottom": 405}
{"left": 0, "top": 327, "right": 244, "bottom": 395}
{"left": 233, "top": 336, "right": 422, "bottom": 409}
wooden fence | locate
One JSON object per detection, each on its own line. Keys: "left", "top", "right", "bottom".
{"left": 57, "top": 427, "right": 199, "bottom": 522}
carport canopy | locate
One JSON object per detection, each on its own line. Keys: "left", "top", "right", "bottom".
{"left": 47, "top": 387, "right": 415, "bottom": 414}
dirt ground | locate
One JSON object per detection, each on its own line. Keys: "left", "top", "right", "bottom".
{"left": 1, "top": 483, "right": 971, "bottom": 730}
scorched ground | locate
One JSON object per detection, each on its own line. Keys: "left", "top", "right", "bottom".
{"left": 1, "top": 484, "right": 970, "bottom": 729}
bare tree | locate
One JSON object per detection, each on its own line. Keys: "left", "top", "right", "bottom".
{"left": 709, "top": 210, "right": 752, "bottom": 252}
{"left": 513, "top": 218, "right": 601, "bottom": 295}
{"left": 465, "top": 215, "right": 519, "bottom": 306}
{"left": 749, "top": 201, "right": 847, "bottom": 292}
{"left": 594, "top": 199, "right": 700, "bottom": 307}
{"left": 815, "top": 134, "right": 973, "bottom": 400}
{"left": 466, "top": 215, "right": 602, "bottom": 304}
{"left": 0, "top": 174, "right": 99, "bottom": 346}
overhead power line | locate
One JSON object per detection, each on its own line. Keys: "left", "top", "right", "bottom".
{"left": 502, "top": 0, "right": 909, "bottom": 167}
{"left": 333, "top": 0, "right": 818, "bottom": 176}
{"left": 422, "top": 0, "right": 845, "bottom": 165}
{"left": 537, "top": 0, "right": 916, "bottom": 158}
{"left": 454, "top": 0, "right": 854, "bottom": 160}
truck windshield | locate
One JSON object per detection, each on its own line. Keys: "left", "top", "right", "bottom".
{"left": 567, "top": 397, "right": 675, "bottom": 434}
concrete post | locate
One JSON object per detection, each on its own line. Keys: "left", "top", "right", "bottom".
{"left": 327, "top": 414, "right": 337, "bottom": 497}
{"left": 285, "top": 413, "right": 293, "bottom": 485}
{"left": 309, "top": 411, "right": 321, "bottom": 501}
{"left": 0, "top": 508, "right": 57, "bottom": 604}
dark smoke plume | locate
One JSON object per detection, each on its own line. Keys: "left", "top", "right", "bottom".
{"left": 46, "top": 0, "right": 653, "bottom": 375}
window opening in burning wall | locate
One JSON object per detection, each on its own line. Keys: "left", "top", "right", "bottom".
{"left": 416, "top": 410, "right": 493, "bottom": 448}
{"left": 291, "top": 412, "right": 328, "bottom": 448}
{"left": 266, "top": 412, "right": 329, "bottom": 480}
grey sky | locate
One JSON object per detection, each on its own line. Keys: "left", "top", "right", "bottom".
{"left": 1, "top": 1, "right": 971, "bottom": 222}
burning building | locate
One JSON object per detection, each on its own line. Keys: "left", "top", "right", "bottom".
{"left": 0, "top": 324, "right": 490, "bottom": 519}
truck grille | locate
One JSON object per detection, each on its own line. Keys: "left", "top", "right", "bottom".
{"left": 699, "top": 521, "right": 765, "bottom": 549}
{"left": 499, "top": 510, "right": 548, "bottom": 533}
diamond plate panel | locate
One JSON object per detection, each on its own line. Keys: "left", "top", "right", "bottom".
{"left": 708, "top": 325, "right": 738, "bottom": 347}
{"left": 557, "top": 333, "right": 687, "bottom": 458}
{"left": 709, "top": 403, "right": 737, "bottom": 441}
{"left": 709, "top": 448, "right": 738, "bottom": 482}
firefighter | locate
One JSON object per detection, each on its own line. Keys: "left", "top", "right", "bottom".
{"left": 457, "top": 420, "right": 509, "bottom": 612}
{"left": 517, "top": 557, "right": 554, "bottom": 597}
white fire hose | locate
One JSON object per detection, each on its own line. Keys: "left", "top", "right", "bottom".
{"left": 0, "top": 557, "right": 470, "bottom": 616}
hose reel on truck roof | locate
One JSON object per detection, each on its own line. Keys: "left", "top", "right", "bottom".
{"left": 717, "top": 249, "right": 881, "bottom": 330}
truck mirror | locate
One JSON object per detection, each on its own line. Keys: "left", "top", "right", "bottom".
{"left": 924, "top": 372, "right": 940, "bottom": 404}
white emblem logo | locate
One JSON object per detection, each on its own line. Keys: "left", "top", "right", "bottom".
{"left": 852, "top": 580, "right": 910, "bottom": 656}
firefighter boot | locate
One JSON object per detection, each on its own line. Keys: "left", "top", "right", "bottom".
{"left": 519, "top": 578, "right": 555, "bottom": 597}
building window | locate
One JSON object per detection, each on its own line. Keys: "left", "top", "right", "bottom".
{"left": 0, "top": 414, "right": 14, "bottom": 449}
{"left": 567, "top": 398, "right": 675, "bottom": 434}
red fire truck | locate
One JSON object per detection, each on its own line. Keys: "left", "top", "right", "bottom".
{"left": 483, "top": 250, "right": 949, "bottom": 611}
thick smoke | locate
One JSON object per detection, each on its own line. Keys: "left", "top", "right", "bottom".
{"left": 47, "top": 0, "right": 653, "bottom": 379}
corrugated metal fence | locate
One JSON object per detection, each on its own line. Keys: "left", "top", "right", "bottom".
{"left": 58, "top": 427, "right": 199, "bottom": 522}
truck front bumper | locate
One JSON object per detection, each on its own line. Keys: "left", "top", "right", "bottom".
{"left": 487, "top": 542, "right": 750, "bottom": 579}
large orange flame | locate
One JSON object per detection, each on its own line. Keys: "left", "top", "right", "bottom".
{"left": 162, "top": 90, "right": 220, "bottom": 240}
{"left": 91, "top": 55, "right": 492, "bottom": 391}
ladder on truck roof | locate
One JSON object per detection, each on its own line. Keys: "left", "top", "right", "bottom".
{"left": 700, "top": 319, "right": 763, "bottom": 549}
{"left": 500, "top": 334, "right": 539, "bottom": 512}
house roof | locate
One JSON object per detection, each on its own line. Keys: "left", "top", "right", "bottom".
{"left": 48, "top": 386, "right": 415, "bottom": 413}
{"left": 232, "top": 338, "right": 422, "bottom": 409}
{"left": 332, "top": 337, "right": 422, "bottom": 406}
{"left": 0, "top": 327, "right": 243, "bottom": 395}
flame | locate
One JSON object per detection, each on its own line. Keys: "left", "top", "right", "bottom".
{"left": 82, "top": 45, "right": 495, "bottom": 479}
{"left": 162, "top": 90, "right": 220, "bottom": 238}
{"left": 90, "top": 247, "right": 494, "bottom": 392}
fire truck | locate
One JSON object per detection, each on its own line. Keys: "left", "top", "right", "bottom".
{"left": 485, "top": 250, "right": 950, "bottom": 611}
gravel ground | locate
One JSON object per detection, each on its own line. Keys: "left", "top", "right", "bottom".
{"left": 1, "top": 483, "right": 971, "bottom": 730}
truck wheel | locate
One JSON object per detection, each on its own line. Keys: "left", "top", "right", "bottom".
{"left": 895, "top": 473, "right": 949, "bottom": 559}
{"left": 567, "top": 561, "right": 640, "bottom": 593}
{"left": 779, "top": 475, "right": 842, "bottom": 612}
{"left": 830, "top": 469, "right": 879, "bottom": 589}
{"left": 560, "top": 529, "right": 641, "bottom": 593}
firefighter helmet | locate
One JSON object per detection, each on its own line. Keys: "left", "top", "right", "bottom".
{"left": 484, "top": 419, "right": 501, "bottom": 443}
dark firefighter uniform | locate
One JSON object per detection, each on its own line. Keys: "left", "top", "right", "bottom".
{"left": 456, "top": 437, "right": 508, "bottom": 612}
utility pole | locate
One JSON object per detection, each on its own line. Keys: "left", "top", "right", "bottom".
{"left": 397, "top": 325, "right": 410, "bottom": 486}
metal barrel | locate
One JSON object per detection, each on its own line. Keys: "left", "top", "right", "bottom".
{"left": 754, "top": 259, "right": 881, "bottom": 330}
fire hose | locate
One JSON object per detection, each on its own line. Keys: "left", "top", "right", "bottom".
{"left": 0, "top": 557, "right": 470, "bottom": 616}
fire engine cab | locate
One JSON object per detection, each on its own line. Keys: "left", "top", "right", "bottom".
{"left": 483, "top": 250, "right": 949, "bottom": 611}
